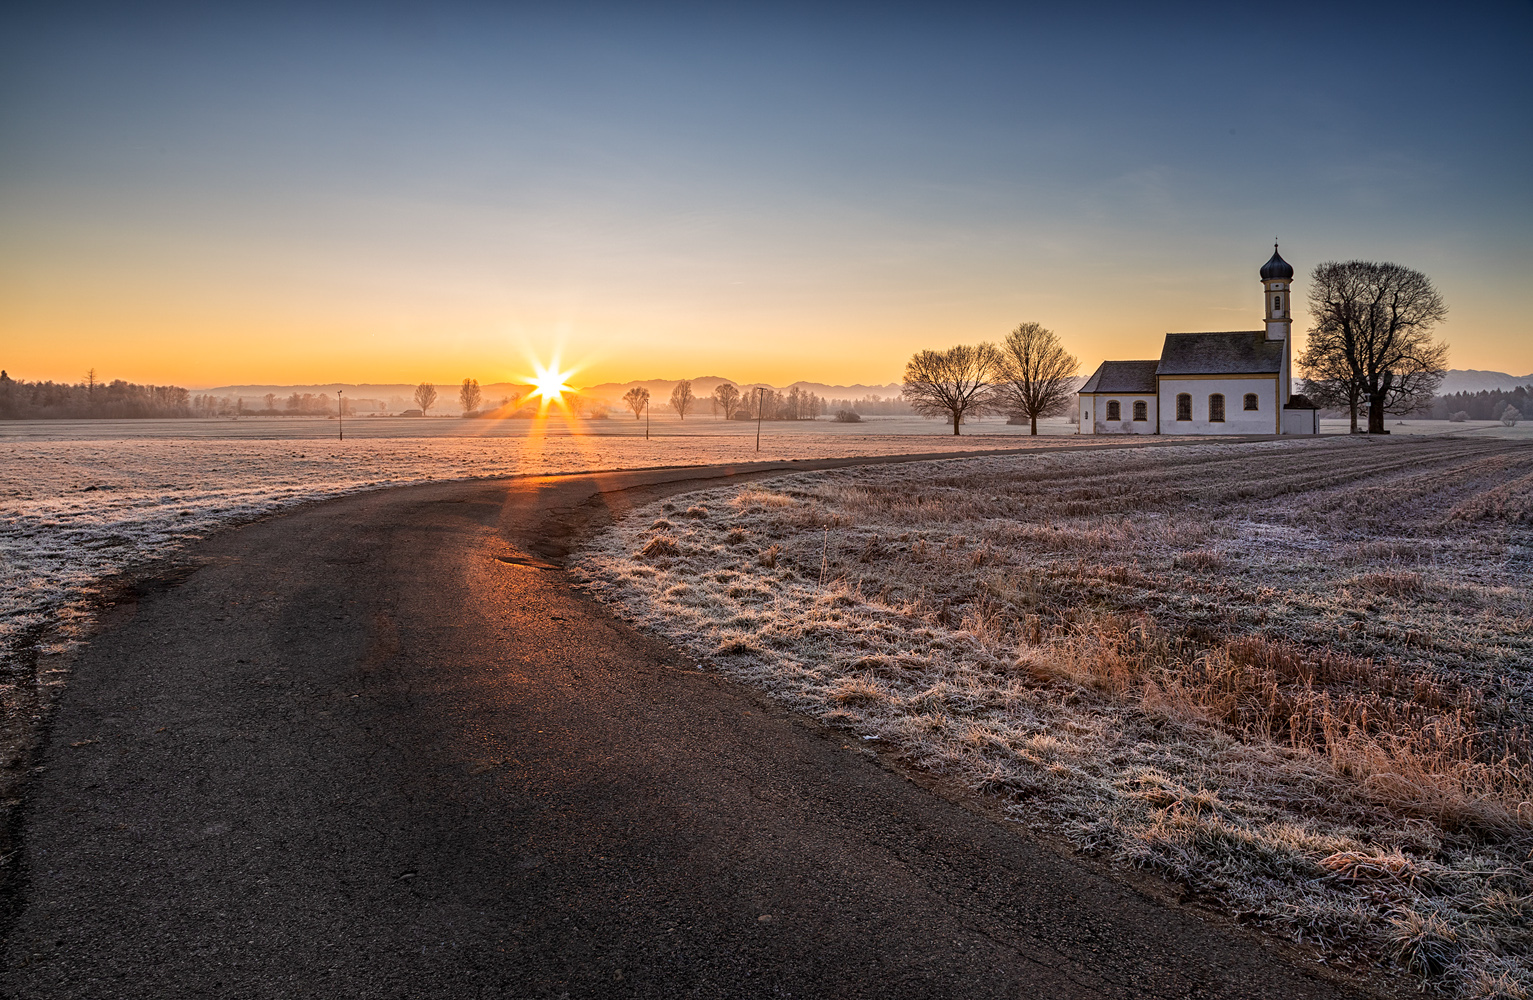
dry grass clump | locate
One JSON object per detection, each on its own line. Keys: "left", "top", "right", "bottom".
{"left": 1348, "top": 570, "right": 1425, "bottom": 596}
{"left": 574, "top": 436, "right": 1533, "bottom": 996}
{"left": 638, "top": 535, "right": 681, "bottom": 560}
{"left": 1172, "top": 550, "right": 1225, "bottom": 571}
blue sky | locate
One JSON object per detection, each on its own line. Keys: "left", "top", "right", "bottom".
{"left": 3, "top": 2, "right": 1529, "bottom": 385}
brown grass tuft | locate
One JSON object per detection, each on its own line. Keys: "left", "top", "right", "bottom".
{"left": 1349, "top": 570, "right": 1424, "bottom": 596}
{"left": 1172, "top": 550, "right": 1225, "bottom": 571}
{"left": 639, "top": 535, "right": 681, "bottom": 559}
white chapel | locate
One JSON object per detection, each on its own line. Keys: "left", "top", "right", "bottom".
{"left": 1077, "top": 246, "right": 1319, "bottom": 435}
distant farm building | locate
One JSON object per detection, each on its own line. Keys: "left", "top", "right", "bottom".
{"left": 1078, "top": 247, "right": 1318, "bottom": 435}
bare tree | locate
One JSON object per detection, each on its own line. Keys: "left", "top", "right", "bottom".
{"left": 459, "top": 378, "right": 482, "bottom": 414}
{"left": 713, "top": 382, "right": 740, "bottom": 420}
{"left": 622, "top": 386, "right": 650, "bottom": 419}
{"left": 992, "top": 322, "right": 1078, "bottom": 435}
{"left": 901, "top": 343, "right": 1001, "bottom": 435}
{"left": 263, "top": 392, "right": 277, "bottom": 412}
{"left": 413, "top": 382, "right": 438, "bottom": 414}
{"left": 1301, "top": 261, "right": 1448, "bottom": 434}
{"left": 670, "top": 380, "right": 695, "bottom": 419}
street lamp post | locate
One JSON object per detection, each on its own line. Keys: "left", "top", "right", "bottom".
{"left": 756, "top": 387, "right": 764, "bottom": 452}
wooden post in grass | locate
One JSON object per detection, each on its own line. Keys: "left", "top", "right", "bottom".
{"left": 756, "top": 387, "right": 763, "bottom": 452}
{"left": 338, "top": 390, "right": 343, "bottom": 441}
{"left": 645, "top": 397, "right": 650, "bottom": 440}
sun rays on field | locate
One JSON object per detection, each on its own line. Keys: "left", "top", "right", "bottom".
{"left": 476, "top": 351, "right": 606, "bottom": 473}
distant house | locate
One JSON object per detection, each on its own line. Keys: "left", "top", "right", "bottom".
{"left": 1078, "top": 247, "right": 1318, "bottom": 435}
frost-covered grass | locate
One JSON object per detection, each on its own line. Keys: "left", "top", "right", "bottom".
{"left": 0, "top": 412, "right": 1084, "bottom": 441}
{"left": 0, "top": 422, "right": 1097, "bottom": 669}
{"left": 574, "top": 436, "right": 1533, "bottom": 997}
{"left": 0, "top": 417, "right": 1123, "bottom": 906}
{"left": 0, "top": 419, "right": 1127, "bottom": 764}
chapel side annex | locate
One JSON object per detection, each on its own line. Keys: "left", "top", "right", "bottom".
{"left": 1077, "top": 246, "right": 1319, "bottom": 436}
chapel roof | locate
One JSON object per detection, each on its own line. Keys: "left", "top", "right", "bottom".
{"left": 1284, "top": 393, "right": 1320, "bottom": 410}
{"left": 1157, "top": 331, "right": 1284, "bottom": 376}
{"left": 1078, "top": 360, "right": 1159, "bottom": 394}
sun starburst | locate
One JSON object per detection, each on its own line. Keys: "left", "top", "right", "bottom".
{"left": 526, "top": 357, "right": 575, "bottom": 406}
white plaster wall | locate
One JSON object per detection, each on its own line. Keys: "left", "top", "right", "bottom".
{"left": 1159, "top": 378, "right": 1278, "bottom": 434}
{"left": 1078, "top": 395, "right": 1095, "bottom": 434}
{"left": 1088, "top": 395, "right": 1157, "bottom": 434}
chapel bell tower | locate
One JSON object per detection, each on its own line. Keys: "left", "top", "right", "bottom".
{"left": 1261, "top": 242, "right": 1294, "bottom": 342}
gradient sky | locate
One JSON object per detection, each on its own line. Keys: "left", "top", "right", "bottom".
{"left": 3, "top": 2, "right": 1530, "bottom": 389}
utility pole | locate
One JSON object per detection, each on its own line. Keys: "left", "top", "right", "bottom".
{"left": 338, "top": 390, "right": 344, "bottom": 441}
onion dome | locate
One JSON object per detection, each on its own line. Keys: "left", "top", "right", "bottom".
{"left": 1260, "top": 243, "right": 1294, "bottom": 280}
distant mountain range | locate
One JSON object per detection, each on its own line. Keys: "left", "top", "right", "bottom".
{"left": 1435, "top": 369, "right": 1533, "bottom": 395}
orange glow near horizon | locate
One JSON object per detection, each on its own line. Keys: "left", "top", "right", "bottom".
{"left": 3, "top": 238, "right": 1528, "bottom": 389}
{"left": 4, "top": 258, "right": 1527, "bottom": 389}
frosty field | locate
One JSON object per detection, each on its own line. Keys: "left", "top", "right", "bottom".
{"left": 0, "top": 417, "right": 1097, "bottom": 657}
{"left": 0, "top": 415, "right": 1131, "bottom": 781}
{"left": 574, "top": 435, "right": 1533, "bottom": 997}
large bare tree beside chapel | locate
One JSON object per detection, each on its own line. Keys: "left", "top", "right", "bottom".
{"left": 1300, "top": 261, "right": 1448, "bottom": 434}
{"left": 993, "top": 322, "right": 1077, "bottom": 435}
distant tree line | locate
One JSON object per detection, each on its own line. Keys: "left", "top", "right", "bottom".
{"left": 1426, "top": 386, "right": 1530, "bottom": 422}
{"left": 194, "top": 392, "right": 347, "bottom": 416}
{"left": 708, "top": 384, "right": 828, "bottom": 421}
{"left": 824, "top": 394, "right": 914, "bottom": 415}
{"left": 0, "top": 370, "right": 192, "bottom": 419}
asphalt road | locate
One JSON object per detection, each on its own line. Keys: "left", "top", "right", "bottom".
{"left": 4, "top": 456, "right": 1381, "bottom": 998}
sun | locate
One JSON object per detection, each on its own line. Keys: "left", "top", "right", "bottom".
{"left": 525, "top": 356, "right": 577, "bottom": 410}
{"left": 532, "top": 368, "right": 572, "bottom": 401}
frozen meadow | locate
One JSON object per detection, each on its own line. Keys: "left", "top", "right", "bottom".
{"left": 4, "top": 415, "right": 1529, "bottom": 992}
{"left": 575, "top": 435, "right": 1533, "bottom": 997}
{"left": 0, "top": 414, "right": 1106, "bottom": 691}
{"left": 0, "top": 413, "right": 1130, "bottom": 831}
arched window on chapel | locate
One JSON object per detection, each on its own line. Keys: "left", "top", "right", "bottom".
{"left": 1133, "top": 400, "right": 1147, "bottom": 421}
{"left": 1243, "top": 393, "right": 1259, "bottom": 411}
{"left": 1176, "top": 393, "right": 1191, "bottom": 421}
{"left": 1209, "top": 394, "right": 1226, "bottom": 422}
{"left": 1105, "top": 400, "right": 1121, "bottom": 421}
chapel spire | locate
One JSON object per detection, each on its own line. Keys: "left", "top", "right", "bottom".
{"left": 1261, "top": 242, "right": 1293, "bottom": 342}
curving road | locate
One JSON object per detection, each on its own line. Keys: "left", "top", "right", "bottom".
{"left": 4, "top": 455, "right": 1382, "bottom": 998}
